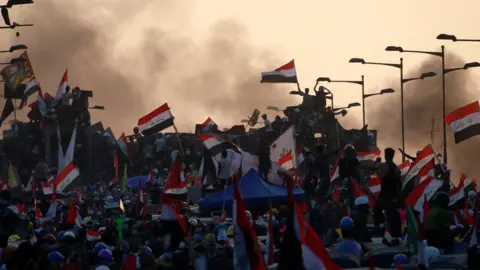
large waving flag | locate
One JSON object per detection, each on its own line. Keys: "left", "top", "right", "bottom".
{"left": 356, "top": 150, "right": 381, "bottom": 162}
{"left": 54, "top": 69, "right": 68, "bottom": 101}
{"left": 405, "top": 170, "right": 442, "bottom": 213}
{"left": 445, "top": 100, "right": 480, "bottom": 143}
{"left": 403, "top": 145, "right": 437, "bottom": 189}
{"left": 198, "top": 133, "right": 240, "bottom": 156}
{"left": 261, "top": 59, "right": 298, "bottom": 83}
{"left": 51, "top": 162, "right": 80, "bottom": 193}
{"left": 163, "top": 153, "right": 186, "bottom": 195}
{"left": 137, "top": 103, "right": 174, "bottom": 135}
{"left": 398, "top": 160, "right": 411, "bottom": 177}
{"left": 233, "top": 178, "right": 267, "bottom": 270}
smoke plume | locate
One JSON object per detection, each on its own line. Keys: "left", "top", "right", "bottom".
{"left": 368, "top": 52, "right": 480, "bottom": 179}
{"left": 6, "top": 0, "right": 293, "bottom": 133}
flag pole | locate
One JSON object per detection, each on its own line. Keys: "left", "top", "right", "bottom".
{"left": 172, "top": 122, "right": 185, "bottom": 156}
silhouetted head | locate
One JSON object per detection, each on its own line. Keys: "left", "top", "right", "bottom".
{"left": 343, "top": 144, "right": 356, "bottom": 158}
{"left": 261, "top": 114, "right": 267, "bottom": 120}
{"left": 133, "top": 127, "right": 139, "bottom": 134}
{"left": 384, "top": 148, "right": 395, "bottom": 161}
{"left": 305, "top": 88, "right": 309, "bottom": 95}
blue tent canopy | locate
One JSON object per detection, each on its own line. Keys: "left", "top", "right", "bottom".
{"left": 199, "top": 168, "right": 304, "bottom": 209}
{"left": 127, "top": 175, "right": 160, "bottom": 189}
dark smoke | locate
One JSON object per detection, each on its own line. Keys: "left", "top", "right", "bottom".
{"left": 7, "top": 1, "right": 292, "bottom": 133}
{"left": 368, "top": 52, "right": 480, "bottom": 180}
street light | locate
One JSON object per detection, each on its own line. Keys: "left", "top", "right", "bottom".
{"left": 3, "top": 0, "right": 34, "bottom": 8}
{"left": 437, "top": 33, "right": 480, "bottom": 43}
{"left": 444, "top": 62, "right": 480, "bottom": 74}
{"left": 0, "top": 44, "right": 27, "bottom": 53}
{"left": 385, "top": 45, "right": 480, "bottom": 164}
{"left": 349, "top": 57, "right": 407, "bottom": 159}
{"left": 0, "top": 22, "right": 33, "bottom": 29}
{"left": 363, "top": 88, "right": 395, "bottom": 98}
{"left": 316, "top": 75, "right": 366, "bottom": 127}
{"left": 401, "top": 71, "right": 437, "bottom": 84}
{"left": 333, "top": 102, "right": 360, "bottom": 111}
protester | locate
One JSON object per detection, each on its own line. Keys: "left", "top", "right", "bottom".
{"left": 377, "top": 148, "right": 402, "bottom": 243}
{"left": 334, "top": 217, "right": 363, "bottom": 260}
{"left": 426, "top": 192, "right": 454, "bottom": 253}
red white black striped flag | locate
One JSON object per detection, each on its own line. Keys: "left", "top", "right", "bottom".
{"left": 445, "top": 100, "right": 480, "bottom": 143}
{"left": 137, "top": 103, "right": 174, "bottom": 135}
{"left": 261, "top": 60, "right": 298, "bottom": 83}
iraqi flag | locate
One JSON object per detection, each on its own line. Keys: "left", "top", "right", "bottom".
{"left": 54, "top": 69, "right": 68, "bottom": 102}
{"left": 163, "top": 154, "right": 187, "bottom": 195}
{"left": 405, "top": 173, "right": 443, "bottom": 213}
{"left": 292, "top": 201, "right": 342, "bottom": 269}
{"left": 368, "top": 175, "right": 381, "bottom": 195}
{"left": 233, "top": 179, "right": 267, "bottom": 270}
{"left": 449, "top": 175, "right": 467, "bottom": 207}
{"left": 117, "top": 132, "right": 131, "bottom": 161}
{"left": 202, "top": 117, "right": 217, "bottom": 132}
{"left": 399, "top": 160, "right": 411, "bottom": 177}
{"left": 445, "top": 100, "right": 480, "bottom": 143}
{"left": 330, "top": 152, "right": 343, "bottom": 181}
{"left": 86, "top": 229, "right": 102, "bottom": 241}
{"left": 261, "top": 59, "right": 298, "bottom": 84}
{"left": 357, "top": 150, "right": 381, "bottom": 162}
{"left": 198, "top": 133, "right": 240, "bottom": 155}
{"left": 50, "top": 162, "right": 80, "bottom": 194}
{"left": 137, "top": 103, "right": 174, "bottom": 135}
{"left": 402, "top": 145, "right": 437, "bottom": 189}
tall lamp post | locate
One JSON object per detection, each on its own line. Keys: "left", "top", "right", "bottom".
{"left": 384, "top": 45, "right": 480, "bottom": 164}
{"left": 349, "top": 57, "right": 436, "bottom": 161}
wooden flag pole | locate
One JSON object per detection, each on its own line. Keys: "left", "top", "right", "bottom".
{"left": 172, "top": 122, "right": 185, "bottom": 156}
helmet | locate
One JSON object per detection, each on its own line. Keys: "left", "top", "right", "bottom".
{"left": 425, "top": 246, "right": 440, "bottom": 263}
{"left": 188, "top": 218, "right": 198, "bottom": 227}
{"left": 354, "top": 196, "right": 369, "bottom": 207}
{"left": 391, "top": 253, "right": 408, "bottom": 266}
{"left": 98, "top": 249, "right": 113, "bottom": 262}
{"left": 226, "top": 226, "right": 235, "bottom": 237}
{"left": 245, "top": 210, "right": 252, "bottom": 221}
{"left": 339, "top": 217, "right": 354, "bottom": 229}
{"left": 47, "top": 251, "right": 65, "bottom": 262}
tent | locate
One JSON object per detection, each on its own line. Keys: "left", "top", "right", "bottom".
{"left": 199, "top": 168, "right": 304, "bottom": 209}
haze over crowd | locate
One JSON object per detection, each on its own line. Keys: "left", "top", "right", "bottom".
{"left": 3, "top": 0, "right": 480, "bottom": 179}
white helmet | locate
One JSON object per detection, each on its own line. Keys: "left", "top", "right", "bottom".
{"left": 425, "top": 246, "right": 440, "bottom": 264}
{"left": 354, "top": 196, "right": 369, "bottom": 206}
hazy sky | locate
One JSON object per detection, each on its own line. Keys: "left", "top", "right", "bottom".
{"left": 5, "top": 0, "right": 480, "bottom": 166}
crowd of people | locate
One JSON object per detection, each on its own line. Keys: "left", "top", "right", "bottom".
{"left": 0, "top": 82, "right": 478, "bottom": 270}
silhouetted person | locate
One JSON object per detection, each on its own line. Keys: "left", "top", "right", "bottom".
{"left": 315, "top": 144, "right": 339, "bottom": 193}
{"left": 378, "top": 148, "right": 402, "bottom": 243}
{"left": 258, "top": 140, "right": 271, "bottom": 180}
{"left": 217, "top": 150, "right": 231, "bottom": 187}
